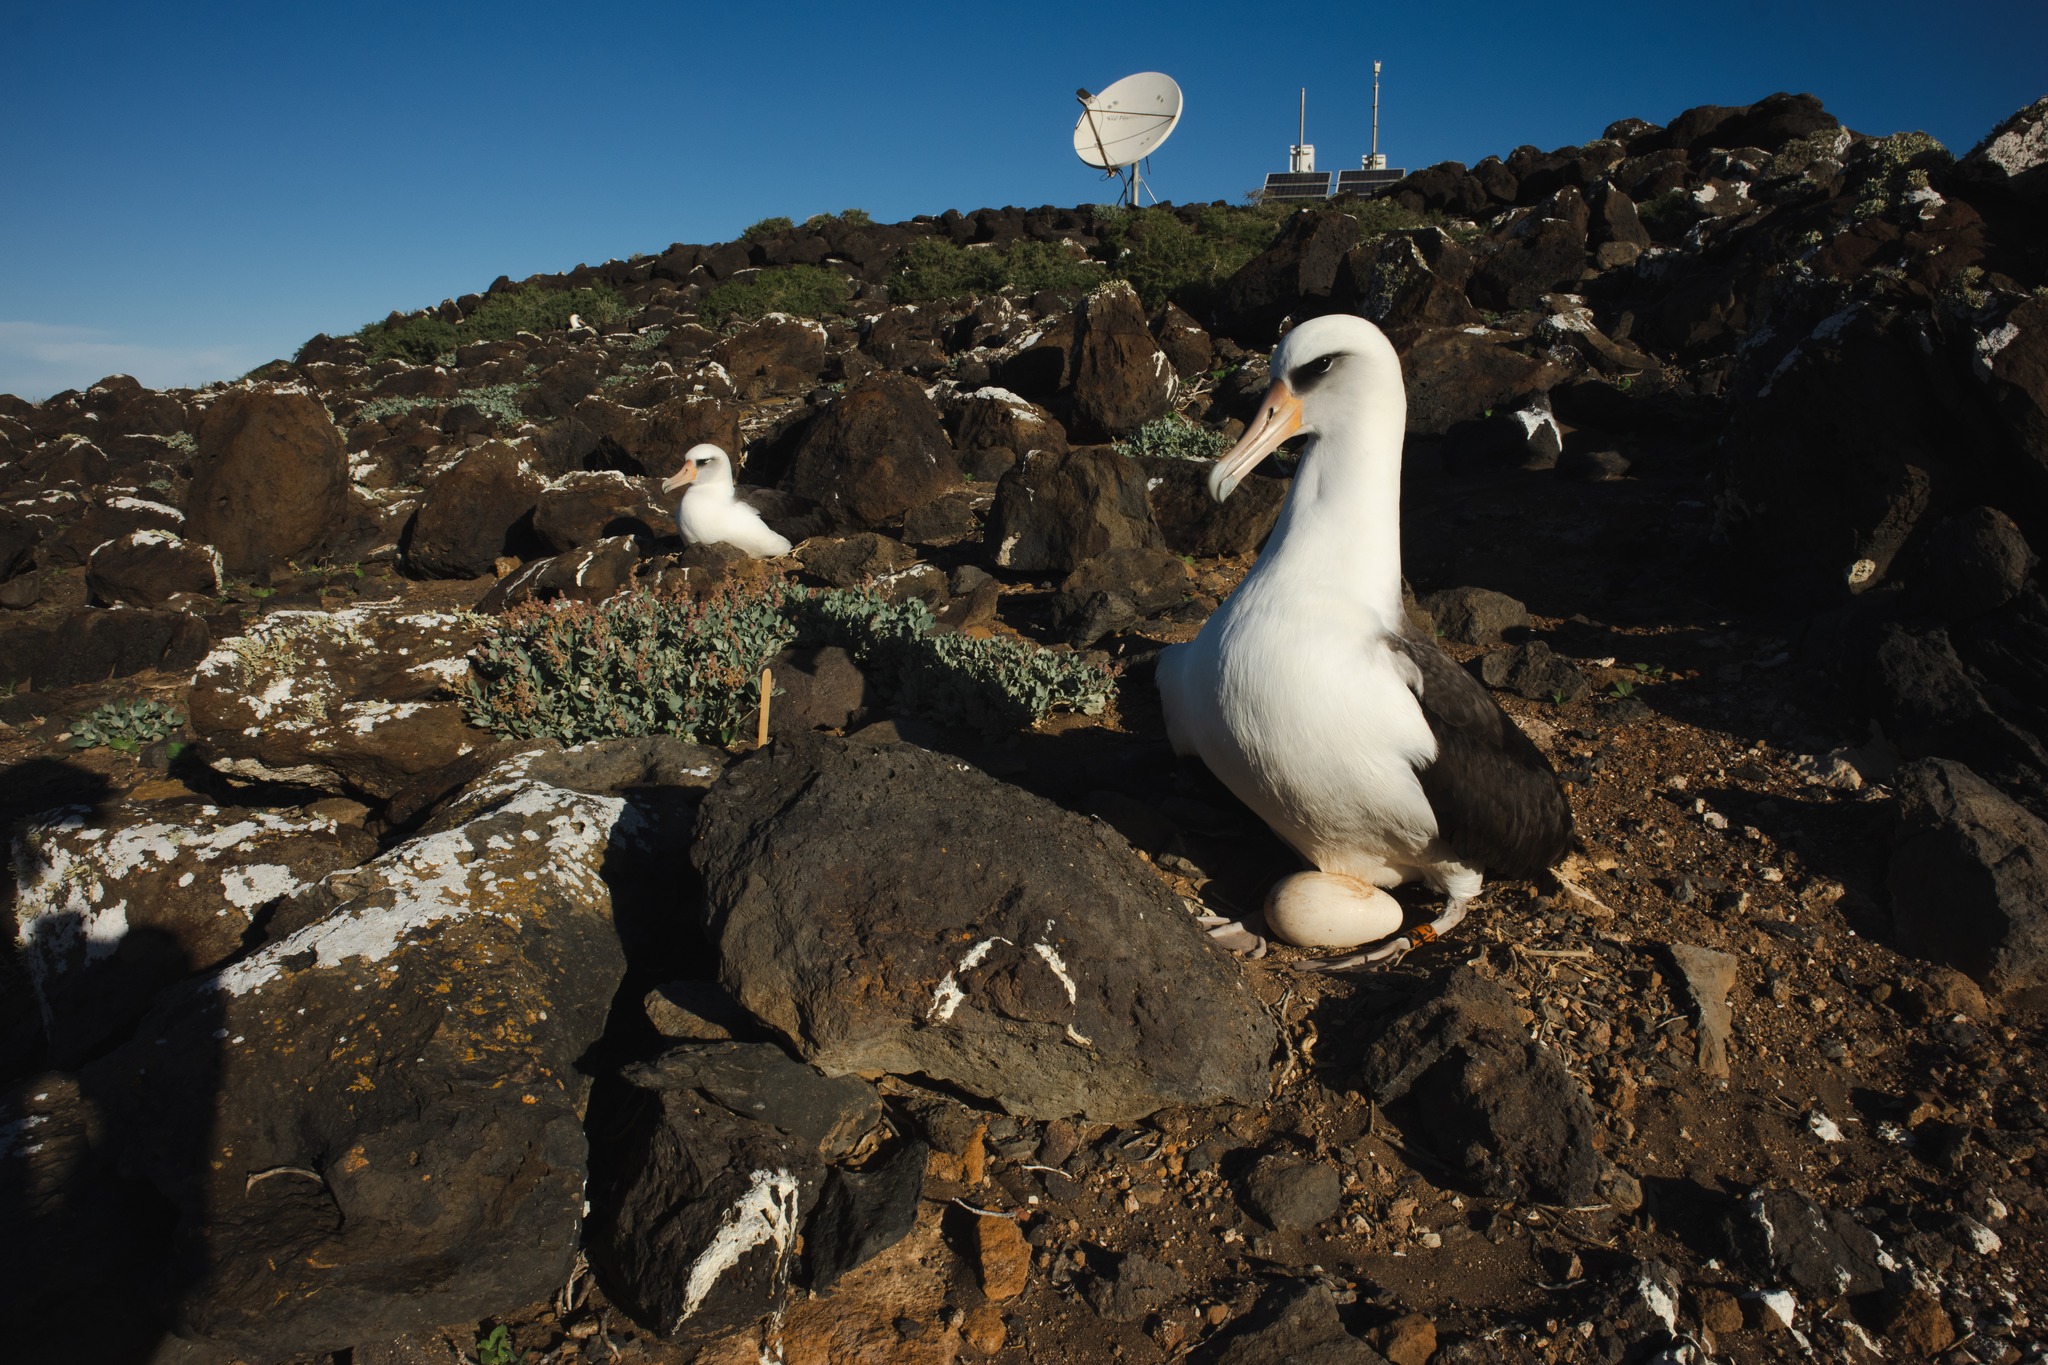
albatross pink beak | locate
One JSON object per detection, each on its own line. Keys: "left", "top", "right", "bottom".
{"left": 661, "top": 462, "right": 699, "bottom": 494}
{"left": 1208, "top": 379, "right": 1302, "bottom": 503}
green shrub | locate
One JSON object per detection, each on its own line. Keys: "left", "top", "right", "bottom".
{"left": 71, "top": 698, "right": 185, "bottom": 752}
{"left": 1094, "top": 203, "right": 1289, "bottom": 312}
{"left": 356, "top": 283, "right": 631, "bottom": 365}
{"left": 698, "top": 265, "right": 856, "bottom": 329}
{"left": 890, "top": 238, "right": 1102, "bottom": 305}
{"left": 1114, "top": 414, "right": 1231, "bottom": 462}
{"left": 742, "top": 215, "right": 795, "bottom": 241}
{"left": 349, "top": 382, "right": 529, "bottom": 429}
{"left": 462, "top": 583, "right": 1115, "bottom": 745}
{"left": 804, "top": 208, "right": 874, "bottom": 229}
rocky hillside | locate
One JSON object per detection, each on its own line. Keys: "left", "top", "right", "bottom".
{"left": 2, "top": 91, "right": 2046, "bottom": 1365}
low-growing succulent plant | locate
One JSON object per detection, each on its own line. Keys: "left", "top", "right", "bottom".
{"left": 71, "top": 698, "right": 185, "bottom": 752}
{"left": 462, "top": 583, "right": 1116, "bottom": 746}
{"left": 1114, "top": 413, "right": 1231, "bottom": 463}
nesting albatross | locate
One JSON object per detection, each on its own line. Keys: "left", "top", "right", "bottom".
{"left": 663, "top": 443, "right": 793, "bottom": 558}
{"left": 1157, "top": 314, "right": 1572, "bottom": 967}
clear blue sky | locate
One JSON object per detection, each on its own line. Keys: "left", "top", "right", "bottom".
{"left": 3, "top": 1, "right": 2042, "bottom": 400}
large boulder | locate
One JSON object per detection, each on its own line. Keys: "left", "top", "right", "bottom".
{"left": 1890, "top": 757, "right": 2048, "bottom": 1004}
{"left": 85, "top": 529, "right": 222, "bottom": 607}
{"left": 1137, "top": 455, "right": 1287, "bottom": 558}
{"left": 712, "top": 315, "right": 830, "bottom": 397}
{"left": 186, "top": 604, "right": 489, "bottom": 798}
{"left": 0, "top": 606, "right": 210, "bottom": 689}
{"left": 1357, "top": 966, "right": 1629, "bottom": 1206}
{"left": 952, "top": 386, "right": 1069, "bottom": 460}
{"left": 1211, "top": 210, "right": 1362, "bottom": 346}
{"left": 71, "top": 750, "right": 637, "bottom": 1360}
{"left": 788, "top": 374, "right": 963, "bottom": 528}
{"left": 986, "top": 447, "right": 1163, "bottom": 573}
{"left": 404, "top": 441, "right": 546, "bottom": 578}
{"left": 691, "top": 735, "right": 1277, "bottom": 1121}
{"left": 188, "top": 386, "right": 348, "bottom": 574}
{"left": 532, "top": 470, "right": 669, "bottom": 554}
{"left": 1952, "top": 95, "right": 2048, "bottom": 204}
{"left": 1069, "top": 282, "right": 1177, "bottom": 439}
{"left": 1717, "top": 303, "right": 1969, "bottom": 604}
{"left": 1350, "top": 228, "right": 1481, "bottom": 331}
{"left": 1395, "top": 329, "right": 1566, "bottom": 437}
{"left": 11, "top": 801, "right": 373, "bottom": 1067}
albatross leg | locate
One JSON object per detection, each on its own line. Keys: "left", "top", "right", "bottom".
{"left": 1296, "top": 894, "right": 1475, "bottom": 973}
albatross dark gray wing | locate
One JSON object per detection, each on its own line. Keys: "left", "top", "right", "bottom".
{"left": 1390, "top": 632, "right": 1573, "bottom": 879}
{"left": 734, "top": 486, "right": 829, "bottom": 544}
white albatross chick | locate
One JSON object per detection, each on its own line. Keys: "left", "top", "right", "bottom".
{"left": 663, "top": 443, "right": 793, "bottom": 558}
{"left": 1156, "top": 314, "right": 1573, "bottom": 968}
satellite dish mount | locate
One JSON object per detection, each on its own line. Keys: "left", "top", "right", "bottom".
{"left": 1073, "top": 73, "right": 1183, "bottom": 207}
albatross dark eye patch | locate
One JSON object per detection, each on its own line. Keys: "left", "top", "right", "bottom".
{"left": 1290, "top": 353, "right": 1346, "bottom": 391}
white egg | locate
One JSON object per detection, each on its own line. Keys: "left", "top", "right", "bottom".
{"left": 1262, "top": 871, "right": 1405, "bottom": 948}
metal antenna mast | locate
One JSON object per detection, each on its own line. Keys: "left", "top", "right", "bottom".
{"left": 1372, "top": 61, "right": 1382, "bottom": 165}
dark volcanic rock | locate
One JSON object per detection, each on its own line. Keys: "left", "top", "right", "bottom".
{"left": 1716, "top": 303, "right": 1957, "bottom": 604}
{"left": 588, "top": 1070, "right": 823, "bottom": 1343}
{"left": 1241, "top": 1155, "right": 1342, "bottom": 1231}
{"left": 1137, "top": 455, "right": 1287, "bottom": 558}
{"left": 1475, "top": 640, "right": 1593, "bottom": 703}
{"left": 1351, "top": 228, "right": 1482, "bottom": 331}
{"left": 187, "top": 604, "right": 487, "bottom": 798}
{"left": 1469, "top": 214, "right": 1591, "bottom": 312}
{"left": 405, "top": 441, "right": 546, "bottom": 578}
{"left": 533, "top": 470, "right": 667, "bottom": 554}
{"left": 1084, "top": 1251, "right": 1188, "bottom": 1323}
{"left": 1420, "top": 586, "right": 1532, "bottom": 645}
{"left": 1049, "top": 546, "right": 1191, "bottom": 646}
{"left": 768, "top": 644, "right": 876, "bottom": 732}
{"left": 1201, "top": 1282, "right": 1391, "bottom": 1365}
{"left": 1914, "top": 506, "right": 2035, "bottom": 617}
{"left": 1952, "top": 95, "right": 2048, "bottom": 204}
{"left": 41, "top": 491, "right": 187, "bottom": 569}
{"left": 953, "top": 385, "right": 1069, "bottom": 458}
{"left": 77, "top": 754, "right": 634, "bottom": 1360}
{"left": 1153, "top": 302, "right": 1214, "bottom": 376}
{"left": 11, "top": 801, "right": 374, "bottom": 1067}
{"left": 0, "top": 606, "right": 210, "bottom": 689}
{"left": 986, "top": 447, "right": 1163, "bottom": 574}
{"left": 1070, "top": 282, "right": 1178, "bottom": 439}
{"left": 1212, "top": 210, "right": 1361, "bottom": 346}
{"left": 1873, "top": 625, "right": 2048, "bottom": 807}
{"left": 188, "top": 386, "right": 348, "bottom": 574}
{"left": 802, "top": 1138, "right": 929, "bottom": 1294}
{"left": 1890, "top": 757, "right": 2048, "bottom": 1002}
{"left": 1395, "top": 329, "right": 1565, "bottom": 437}
{"left": 85, "top": 530, "right": 221, "bottom": 607}
{"left": 1357, "top": 966, "right": 1621, "bottom": 1205}
{"left": 1721, "top": 1189, "right": 1886, "bottom": 1298}
{"left": 476, "top": 536, "right": 643, "bottom": 609}
{"left": 788, "top": 374, "right": 963, "bottom": 528}
{"left": 622, "top": 1042, "right": 882, "bottom": 1160}
{"left": 691, "top": 735, "right": 1277, "bottom": 1121}
{"left": 712, "top": 315, "right": 830, "bottom": 397}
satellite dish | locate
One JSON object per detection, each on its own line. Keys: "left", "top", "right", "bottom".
{"left": 1073, "top": 72, "right": 1182, "bottom": 206}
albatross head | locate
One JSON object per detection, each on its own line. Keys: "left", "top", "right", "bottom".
{"left": 662, "top": 443, "right": 736, "bottom": 495}
{"left": 1206, "top": 314, "right": 1405, "bottom": 503}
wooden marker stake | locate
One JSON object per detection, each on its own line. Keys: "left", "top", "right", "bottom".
{"left": 756, "top": 667, "right": 773, "bottom": 748}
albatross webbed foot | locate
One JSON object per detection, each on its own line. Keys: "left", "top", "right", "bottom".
{"left": 1295, "top": 897, "right": 1474, "bottom": 973}
{"left": 1195, "top": 914, "right": 1268, "bottom": 959}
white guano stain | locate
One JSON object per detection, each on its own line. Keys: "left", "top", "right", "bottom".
{"left": 928, "top": 936, "right": 1011, "bottom": 1022}
{"left": 675, "top": 1168, "right": 803, "bottom": 1329}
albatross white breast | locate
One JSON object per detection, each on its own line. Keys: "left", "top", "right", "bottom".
{"left": 663, "top": 443, "right": 793, "bottom": 558}
{"left": 1157, "top": 314, "right": 1572, "bottom": 965}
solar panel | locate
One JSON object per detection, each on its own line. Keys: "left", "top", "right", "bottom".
{"left": 1335, "top": 168, "right": 1408, "bottom": 197}
{"left": 1261, "top": 172, "right": 1333, "bottom": 202}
